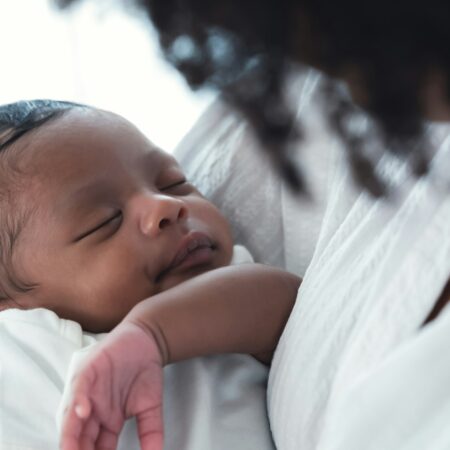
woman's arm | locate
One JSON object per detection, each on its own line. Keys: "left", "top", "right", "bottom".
{"left": 126, "top": 263, "right": 300, "bottom": 365}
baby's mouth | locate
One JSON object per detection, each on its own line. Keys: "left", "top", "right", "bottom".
{"left": 156, "top": 232, "right": 215, "bottom": 282}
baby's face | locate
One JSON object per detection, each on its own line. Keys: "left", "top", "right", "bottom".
{"left": 13, "top": 108, "right": 233, "bottom": 332}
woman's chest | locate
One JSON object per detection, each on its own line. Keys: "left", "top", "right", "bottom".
{"left": 268, "top": 179, "right": 450, "bottom": 450}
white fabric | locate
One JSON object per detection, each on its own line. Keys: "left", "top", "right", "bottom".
{"left": 268, "top": 88, "right": 450, "bottom": 450}
{"left": 0, "top": 245, "right": 275, "bottom": 450}
{"left": 175, "top": 72, "right": 450, "bottom": 449}
{"left": 175, "top": 71, "right": 332, "bottom": 276}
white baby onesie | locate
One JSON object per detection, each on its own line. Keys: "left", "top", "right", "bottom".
{"left": 0, "top": 245, "right": 275, "bottom": 450}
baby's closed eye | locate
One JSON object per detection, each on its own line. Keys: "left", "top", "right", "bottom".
{"left": 75, "top": 210, "right": 122, "bottom": 241}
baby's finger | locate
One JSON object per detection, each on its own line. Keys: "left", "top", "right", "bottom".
{"left": 74, "top": 394, "right": 92, "bottom": 419}
{"left": 60, "top": 405, "right": 85, "bottom": 450}
{"left": 95, "top": 426, "right": 120, "bottom": 450}
{"left": 60, "top": 395, "right": 92, "bottom": 450}
{"left": 77, "top": 418, "right": 100, "bottom": 450}
{"left": 136, "top": 405, "right": 164, "bottom": 450}
{"left": 67, "top": 369, "right": 95, "bottom": 420}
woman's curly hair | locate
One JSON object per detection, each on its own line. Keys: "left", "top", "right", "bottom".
{"left": 59, "top": 0, "right": 450, "bottom": 195}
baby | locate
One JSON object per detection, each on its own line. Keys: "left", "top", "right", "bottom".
{"left": 0, "top": 100, "right": 300, "bottom": 449}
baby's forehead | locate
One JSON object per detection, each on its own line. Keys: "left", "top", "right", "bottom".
{"left": 6, "top": 109, "right": 185, "bottom": 211}
{"left": 21, "top": 108, "right": 175, "bottom": 167}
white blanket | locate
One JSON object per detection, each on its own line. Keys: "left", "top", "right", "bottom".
{"left": 0, "top": 246, "right": 275, "bottom": 450}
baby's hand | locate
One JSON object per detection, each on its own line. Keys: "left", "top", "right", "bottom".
{"left": 60, "top": 322, "right": 164, "bottom": 450}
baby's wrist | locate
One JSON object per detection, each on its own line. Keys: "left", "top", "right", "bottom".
{"left": 121, "top": 317, "right": 170, "bottom": 366}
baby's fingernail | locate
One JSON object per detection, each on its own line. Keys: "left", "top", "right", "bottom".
{"left": 75, "top": 404, "right": 85, "bottom": 417}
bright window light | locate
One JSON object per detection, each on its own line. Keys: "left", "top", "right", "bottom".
{"left": 0, "top": 0, "right": 214, "bottom": 151}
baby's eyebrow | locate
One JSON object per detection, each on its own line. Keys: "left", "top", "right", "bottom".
{"left": 54, "top": 180, "right": 114, "bottom": 217}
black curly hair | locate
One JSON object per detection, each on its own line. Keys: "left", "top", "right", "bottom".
{"left": 0, "top": 99, "right": 86, "bottom": 302}
{"left": 57, "top": 0, "right": 450, "bottom": 195}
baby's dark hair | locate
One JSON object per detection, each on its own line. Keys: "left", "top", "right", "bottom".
{"left": 59, "top": 0, "right": 450, "bottom": 196}
{"left": 0, "top": 99, "right": 85, "bottom": 304}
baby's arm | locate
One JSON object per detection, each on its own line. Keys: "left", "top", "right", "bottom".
{"left": 60, "top": 264, "right": 300, "bottom": 450}
{"left": 127, "top": 263, "right": 300, "bottom": 365}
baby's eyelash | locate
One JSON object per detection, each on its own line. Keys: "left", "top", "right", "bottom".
{"left": 161, "top": 179, "right": 187, "bottom": 190}
{"left": 75, "top": 211, "right": 122, "bottom": 241}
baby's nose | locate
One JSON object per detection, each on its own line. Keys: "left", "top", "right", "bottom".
{"left": 139, "top": 194, "right": 187, "bottom": 237}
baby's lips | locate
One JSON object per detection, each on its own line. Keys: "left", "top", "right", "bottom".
{"left": 169, "top": 232, "right": 213, "bottom": 270}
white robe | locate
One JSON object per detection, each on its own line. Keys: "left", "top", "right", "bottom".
{"left": 268, "top": 79, "right": 450, "bottom": 450}
{"left": 176, "top": 71, "right": 450, "bottom": 450}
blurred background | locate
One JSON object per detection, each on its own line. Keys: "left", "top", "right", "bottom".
{"left": 0, "top": 0, "right": 214, "bottom": 152}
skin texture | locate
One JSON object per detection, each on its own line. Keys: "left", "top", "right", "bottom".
{"left": 12, "top": 108, "right": 234, "bottom": 332}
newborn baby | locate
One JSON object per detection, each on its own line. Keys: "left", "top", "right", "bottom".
{"left": 0, "top": 100, "right": 299, "bottom": 449}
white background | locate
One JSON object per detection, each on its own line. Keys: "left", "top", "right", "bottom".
{"left": 0, "top": 0, "right": 214, "bottom": 151}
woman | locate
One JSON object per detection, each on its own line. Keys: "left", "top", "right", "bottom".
{"left": 58, "top": 1, "right": 450, "bottom": 448}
